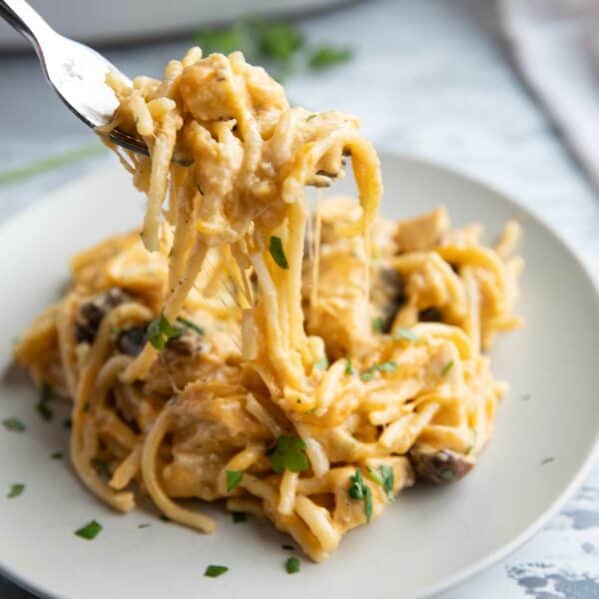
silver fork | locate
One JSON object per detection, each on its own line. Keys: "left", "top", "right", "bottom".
{"left": 0, "top": 0, "right": 150, "bottom": 157}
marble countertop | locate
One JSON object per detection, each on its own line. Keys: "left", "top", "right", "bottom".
{"left": 1, "top": 0, "right": 598, "bottom": 597}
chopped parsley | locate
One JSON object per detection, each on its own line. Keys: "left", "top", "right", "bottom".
{"left": 344, "top": 358, "right": 354, "bottom": 375}
{"left": 138, "top": 523, "right": 151, "bottom": 529}
{"left": 314, "top": 356, "right": 328, "bottom": 371}
{"left": 393, "top": 327, "right": 419, "bottom": 342}
{"left": 176, "top": 317, "right": 205, "bottom": 336}
{"left": 306, "top": 114, "right": 318, "bottom": 122}
{"left": 232, "top": 512, "right": 247, "bottom": 523}
{"left": 360, "top": 360, "right": 398, "bottom": 381}
{"left": 269, "top": 236, "right": 289, "bottom": 269}
{"left": 366, "top": 465, "right": 394, "bottom": 502}
{"left": 267, "top": 435, "right": 309, "bottom": 473}
{"left": 36, "top": 381, "right": 54, "bottom": 421}
{"left": 285, "top": 556, "right": 301, "bottom": 574}
{"left": 75, "top": 520, "right": 102, "bottom": 540}
{"left": 204, "top": 564, "right": 229, "bottom": 578}
{"left": 372, "top": 316, "right": 384, "bottom": 334}
{"left": 3, "top": 417, "right": 25, "bottom": 432}
{"left": 440, "top": 469, "right": 454, "bottom": 481}
{"left": 466, "top": 430, "right": 478, "bottom": 455}
{"left": 147, "top": 313, "right": 182, "bottom": 350}
{"left": 226, "top": 470, "right": 243, "bottom": 492}
{"left": 348, "top": 469, "right": 373, "bottom": 522}
{"left": 308, "top": 46, "right": 353, "bottom": 69}
{"left": 541, "top": 457, "right": 555, "bottom": 465}
{"left": 50, "top": 451, "right": 63, "bottom": 460}
{"left": 7, "top": 483, "right": 25, "bottom": 498}
{"left": 441, "top": 361, "right": 454, "bottom": 376}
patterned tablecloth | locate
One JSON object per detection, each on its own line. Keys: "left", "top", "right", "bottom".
{"left": 1, "top": 1, "right": 598, "bottom": 597}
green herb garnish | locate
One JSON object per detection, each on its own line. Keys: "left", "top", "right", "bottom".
{"left": 440, "top": 469, "right": 454, "bottom": 481}
{"left": 360, "top": 360, "right": 398, "bottom": 381}
{"left": 7, "top": 483, "right": 25, "bottom": 498}
{"left": 226, "top": 470, "right": 243, "bottom": 492}
{"left": 75, "top": 520, "right": 102, "bottom": 540}
{"left": 466, "top": 430, "right": 478, "bottom": 455}
{"left": 285, "top": 556, "right": 301, "bottom": 574}
{"left": 308, "top": 46, "right": 353, "bottom": 69}
{"left": 348, "top": 469, "right": 373, "bottom": 522}
{"left": 269, "top": 236, "right": 289, "bottom": 269}
{"left": 36, "top": 381, "right": 54, "bottom": 421}
{"left": 306, "top": 114, "right": 318, "bottom": 122}
{"left": 366, "top": 465, "right": 394, "bottom": 502}
{"left": 541, "top": 457, "right": 555, "bottom": 465}
{"left": 232, "top": 512, "right": 247, "bottom": 523}
{"left": 344, "top": 358, "right": 354, "bottom": 375}
{"left": 379, "top": 465, "right": 394, "bottom": 502}
{"left": 138, "top": 523, "right": 151, "bottom": 528}
{"left": 147, "top": 314, "right": 182, "bottom": 350}
{"left": 441, "top": 361, "right": 454, "bottom": 376}
{"left": 268, "top": 435, "right": 309, "bottom": 473}
{"left": 3, "top": 417, "right": 25, "bottom": 432}
{"left": 393, "top": 327, "right": 419, "bottom": 342}
{"left": 204, "top": 564, "right": 229, "bottom": 578}
{"left": 176, "top": 317, "right": 205, "bottom": 336}
{"left": 314, "top": 357, "right": 328, "bottom": 371}
{"left": 51, "top": 452, "right": 63, "bottom": 460}
{"left": 372, "top": 316, "right": 384, "bottom": 334}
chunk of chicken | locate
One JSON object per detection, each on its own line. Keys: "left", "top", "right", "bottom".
{"left": 395, "top": 207, "right": 449, "bottom": 253}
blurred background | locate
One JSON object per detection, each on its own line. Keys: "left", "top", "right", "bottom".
{"left": 1, "top": 0, "right": 599, "bottom": 597}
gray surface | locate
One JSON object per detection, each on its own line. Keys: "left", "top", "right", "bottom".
{"left": 1, "top": 0, "right": 599, "bottom": 597}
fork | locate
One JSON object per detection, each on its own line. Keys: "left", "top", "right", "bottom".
{"left": 0, "top": 0, "right": 150, "bottom": 157}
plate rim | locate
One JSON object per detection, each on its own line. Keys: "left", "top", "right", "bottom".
{"left": 0, "top": 151, "right": 598, "bottom": 599}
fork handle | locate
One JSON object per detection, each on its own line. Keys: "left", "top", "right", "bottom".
{"left": 0, "top": 0, "right": 54, "bottom": 46}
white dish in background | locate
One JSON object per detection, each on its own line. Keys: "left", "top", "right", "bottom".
{"left": 0, "top": 153, "right": 597, "bottom": 599}
{"left": 0, "top": 0, "right": 351, "bottom": 49}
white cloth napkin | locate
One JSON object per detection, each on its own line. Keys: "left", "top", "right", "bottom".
{"left": 499, "top": 0, "right": 599, "bottom": 190}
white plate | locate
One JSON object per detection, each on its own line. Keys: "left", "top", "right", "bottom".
{"left": 1, "top": 153, "right": 598, "bottom": 599}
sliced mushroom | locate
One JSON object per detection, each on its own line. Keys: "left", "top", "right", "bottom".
{"left": 166, "top": 329, "right": 204, "bottom": 356}
{"left": 409, "top": 448, "right": 474, "bottom": 485}
{"left": 371, "top": 267, "right": 406, "bottom": 333}
{"left": 116, "top": 325, "right": 148, "bottom": 356}
{"left": 418, "top": 307, "right": 443, "bottom": 323}
{"left": 74, "top": 288, "right": 129, "bottom": 343}
{"left": 395, "top": 207, "right": 449, "bottom": 253}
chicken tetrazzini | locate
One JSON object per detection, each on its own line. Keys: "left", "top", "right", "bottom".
{"left": 14, "top": 48, "right": 524, "bottom": 561}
